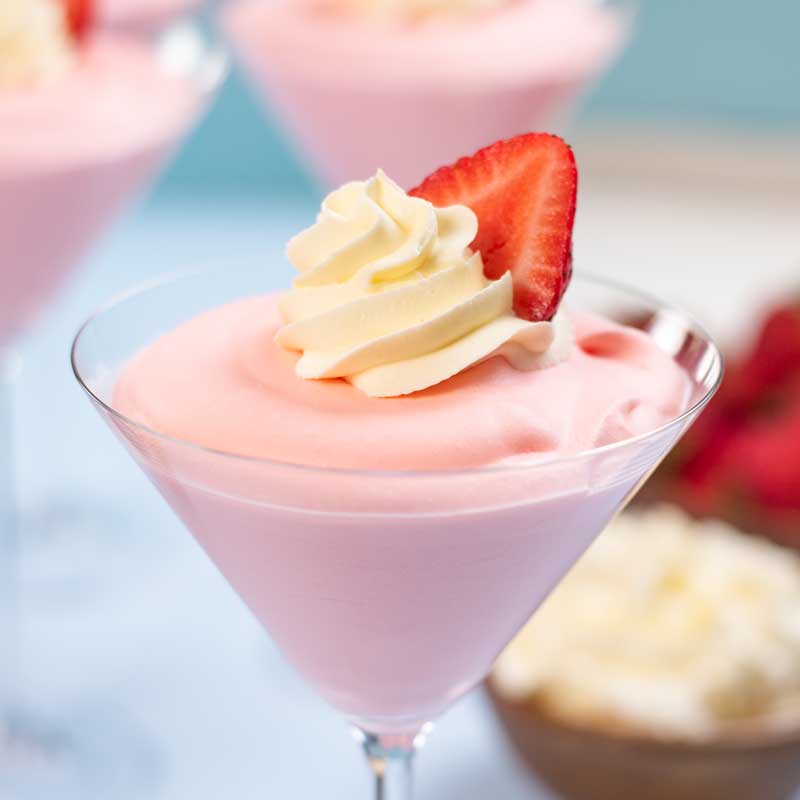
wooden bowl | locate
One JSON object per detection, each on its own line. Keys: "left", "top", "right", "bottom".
{"left": 486, "top": 682, "right": 800, "bottom": 800}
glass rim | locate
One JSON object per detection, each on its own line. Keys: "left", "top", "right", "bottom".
{"left": 71, "top": 268, "right": 724, "bottom": 480}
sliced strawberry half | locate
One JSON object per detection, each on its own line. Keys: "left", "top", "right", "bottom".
{"left": 410, "top": 133, "right": 577, "bottom": 322}
{"left": 60, "top": 0, "right": 95, "bottom": 42}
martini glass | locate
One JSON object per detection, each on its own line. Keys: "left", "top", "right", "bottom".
{"left": 1, "top": 7, "right": 227, "bottom": 552}
{"left": 221, "top": 0, "right": 633, "bottom": 188}
{"left": 71, "top": 268, "right": 722, "bottom": 798}
{"left": 0, "top": 9, "right": 227, "bottom": 798}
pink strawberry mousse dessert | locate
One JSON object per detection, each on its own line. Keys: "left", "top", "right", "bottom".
{"left": 223, "top": 0, "right": 630, "bottom": 187}
{"left": 108, "top": 135, "right": 696, "bottom": 728}
{"left": 100, "top": 0, "right": 203, "bottom": 34}
{"left": 0, "top": 0, "right": 200, "bottom": 345}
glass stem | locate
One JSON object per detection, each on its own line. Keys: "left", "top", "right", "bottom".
{"left": 359, "top": 729, "right": 425, "bottom": 800}
{"left": 0, "top": 347, "right": 21, "bottom": 715}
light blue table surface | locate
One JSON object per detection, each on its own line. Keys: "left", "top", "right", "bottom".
{"left": 12, "top": 193, "right": 554, "bottom": 799}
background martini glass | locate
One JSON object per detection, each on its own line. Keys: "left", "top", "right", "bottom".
{"left": 100, "top": 0, "right": 206, "bottom": 35}
{"left": 221, "top": 0, "right": 633, "bottom": 188}
{"left": 0, "top": 7, "right": 227, "bottom": 798}
{"left": 72, "top": 268, "right": 722, "bottom": 798}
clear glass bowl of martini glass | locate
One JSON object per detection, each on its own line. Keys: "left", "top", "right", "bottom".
{"left": 71, "top": 266, "right": 722, "bottom": 798}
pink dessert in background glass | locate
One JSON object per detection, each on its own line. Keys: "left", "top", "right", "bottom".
{"left": 0, "top": 2, "right": 227, "bottom": 794}
{"left": 223, "top": 0, "right": 631, "bottom": 187}
{"left": 73, "top": 136, "right": 722, "bottom": 797}
{"left": 0, "top": 35, "right": 200, "bottom": 344}
{"left": 100, "top": 0, "right": 204, "bottom": 34}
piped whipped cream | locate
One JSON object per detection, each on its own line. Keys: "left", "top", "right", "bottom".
{"left": 276, "top": 170, "right": 571, "bottom": 397}
{"left": 0, "top": 0, "right": 74, "bottom": 88}
{"left": 323, "top": 0, "right": 509, "bottom": 21}
{"left": 493, "top": 506, "right": 800, "bottom": 739}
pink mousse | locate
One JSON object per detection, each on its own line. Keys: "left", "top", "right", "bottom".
{"left": 115, "top": 295, "right": 690, "bottom": 471}
{"left": 100, "top": 0, "right": 204, "bottom": 34}
{"left": 109, "top": 293, "right": 693, "bottom": 729}
{"left": 224, "top": 0, "right": 629, "bottom": 186}
{"left": 0, "top": 35, "right": 199, "bottom": 345}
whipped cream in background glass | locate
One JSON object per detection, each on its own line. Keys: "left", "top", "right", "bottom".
{"left": 0, "top": 0, "right": 75, "bottom": 87}
{"left": 493, "top": 506, "right": 800, "bottom": 739}
{"left": 276, "top": 170, "right": 572, "bottom": 397}
{"left": 310, "top": 0, "right": 511, "bottom": 20}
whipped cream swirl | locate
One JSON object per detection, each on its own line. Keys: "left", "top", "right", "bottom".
{"left": 327, "top": 0, "right": 509, "bottom": 20}
{"left": 0, "top": 0, "right": 74, "bottom": 88}
{"left": 276, "top": 170, "right": 571, "bottom": 397}
{"left": 493, "top": 506, "right": 800, "bottom": 739}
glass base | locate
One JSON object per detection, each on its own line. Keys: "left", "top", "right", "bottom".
{"left": 0, "top": 705, "right": 162, "bottom": 800}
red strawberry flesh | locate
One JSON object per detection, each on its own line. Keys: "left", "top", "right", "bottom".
{"left": 645, "top": 295, "right": 800, "bottom": 548}
{"left": 410, "top": 133, "right": 577, "bottom": 322}
{"left": 61, "top": 0, "right": 94, "bottom": 42}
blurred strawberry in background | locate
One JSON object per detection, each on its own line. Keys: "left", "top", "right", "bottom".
{"left": 649, "top": 296, "right": 800, "bottom": 546}
{"left": 61, "top": 0, "right": 95, "bottom": 40}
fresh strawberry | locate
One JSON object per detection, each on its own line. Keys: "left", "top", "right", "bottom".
{"left": 643, "top": 294, "right": 800, "bottom": 548}
{"left": 654, "top": 414, "right": 740, "bottom": 517}
{"left": 60, "top": 0, "right": 94, "bottom": 42}
{"left": 729, "top": 383, "right": 800, "bottom": 513}
{"left": 410, "top": 133, "right": 577, "bottom": 322}
{"left": 739, "top": 299, "right": 800, "bottom": 396}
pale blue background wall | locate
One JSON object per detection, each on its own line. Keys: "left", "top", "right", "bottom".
{"left": 164, "top": 0, "right": 800, "bottom": 194}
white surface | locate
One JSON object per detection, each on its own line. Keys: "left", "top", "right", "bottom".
{"left": 11, "top": 165, "right": 800, "bottom": 797}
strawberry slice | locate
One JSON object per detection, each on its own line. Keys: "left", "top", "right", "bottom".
{"left": 60, "top": 0, "right": 95, "bottom": 42}
{"left": 742, "top": 300, "right": 800, "bottom": 392}
{"left": 410, "top": 133, "right": 577, "bottom": 322}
